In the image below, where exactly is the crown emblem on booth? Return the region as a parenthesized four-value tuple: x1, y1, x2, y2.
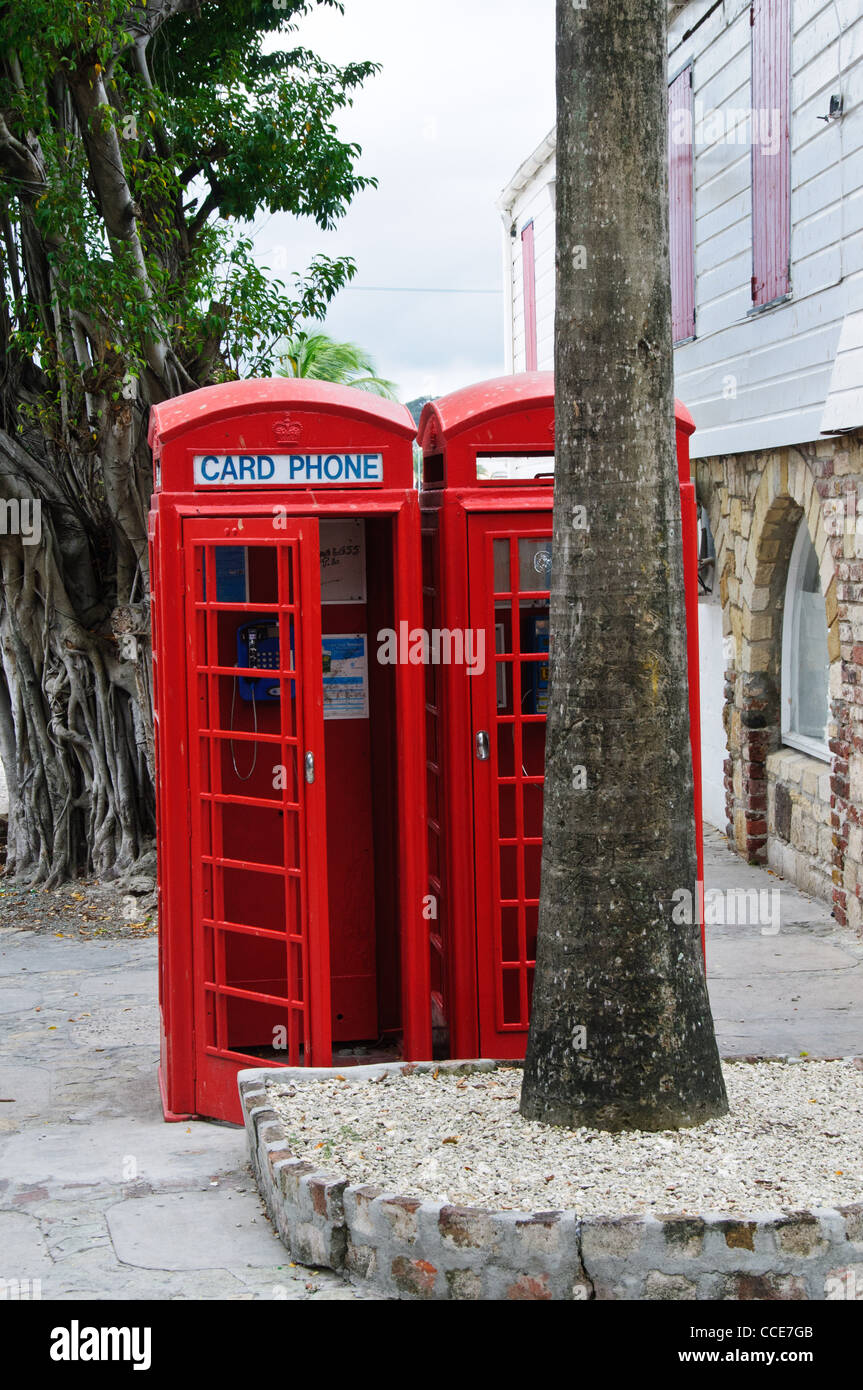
(273, 414, 303, 443)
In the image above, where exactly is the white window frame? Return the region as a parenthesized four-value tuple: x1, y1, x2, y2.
(781, 520, 830, 762)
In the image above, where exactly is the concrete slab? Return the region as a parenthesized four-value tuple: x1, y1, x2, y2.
(0, 1116, 248, 1187)
(0, 988, 44, 1014)
(0, 1210, 55, 1280)
(0, 1064, 52, 1118)
(708, 933, 860, 976)
(0, 924, 378, 1298)
(703, 827, 863, 1057)
(106, 1189, 290, 1271)
(0, 932, 152, 973)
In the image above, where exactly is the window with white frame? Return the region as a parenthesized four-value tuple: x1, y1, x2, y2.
(781, 520, 830, 760)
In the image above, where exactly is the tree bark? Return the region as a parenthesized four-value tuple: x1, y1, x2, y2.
(520, 0, 728, 1131)
(0, 419, 155, 884)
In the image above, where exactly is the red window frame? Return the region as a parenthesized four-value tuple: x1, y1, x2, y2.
(750, 0, 791, 308)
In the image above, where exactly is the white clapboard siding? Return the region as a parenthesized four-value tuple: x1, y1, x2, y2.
(498, 0, 863, 452)
(499, 146, 556, 372)
(822, 301, 863, 430)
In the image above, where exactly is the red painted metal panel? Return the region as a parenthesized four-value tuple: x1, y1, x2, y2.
(148, 378, 416, 494)
(469, 515, 552, 1058)
(393, 491, 433, 1062)
(417, 372, 555, 489)
(149, 378, 415, 450)
(421, 515, 448, 1037)
(521, 222, 538, 372)
(668, 65, 696, 343)
(322, 599, 377, 1042)
(424, 497, 481, 1059)
(151, 502, 196, 1118)
(751, 0, 791, 306)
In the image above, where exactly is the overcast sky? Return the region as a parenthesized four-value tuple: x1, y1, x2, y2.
(252, 0, 555, 402)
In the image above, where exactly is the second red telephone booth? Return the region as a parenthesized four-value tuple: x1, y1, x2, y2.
(418, 372, 704, 1061)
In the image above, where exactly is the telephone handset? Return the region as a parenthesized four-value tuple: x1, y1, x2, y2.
(237, 621, 282, 702)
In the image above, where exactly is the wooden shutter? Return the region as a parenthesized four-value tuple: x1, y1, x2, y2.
(668, 64, 696, 343)
(521, 221, 538, 371)
(751, 0, 791, 306)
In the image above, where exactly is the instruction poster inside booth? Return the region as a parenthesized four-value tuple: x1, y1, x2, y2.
(322, 634, 369, 719)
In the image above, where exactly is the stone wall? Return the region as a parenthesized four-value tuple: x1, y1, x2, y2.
(241, 1062, 863, 1302)
(766, 749, 833, 901)
(695, 430, 863, 933)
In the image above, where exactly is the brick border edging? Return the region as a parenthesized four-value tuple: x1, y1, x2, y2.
(238, 1060, 863, 1301)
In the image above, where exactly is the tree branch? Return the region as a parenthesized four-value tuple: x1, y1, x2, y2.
(66, 65, 174, 389)
(0, 112, 47, 192)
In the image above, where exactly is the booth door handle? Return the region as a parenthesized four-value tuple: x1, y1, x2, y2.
(475, 731, 490, 761)
(304, 751, 315, 784)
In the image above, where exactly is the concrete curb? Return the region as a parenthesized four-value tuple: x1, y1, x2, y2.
(239, 1060, 863, 1301)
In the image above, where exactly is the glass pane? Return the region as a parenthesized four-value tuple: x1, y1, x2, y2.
(493, 539, 511, 593)
(219, 803, 285, 867)
(247, 547, 278, 603)
(498, 782, 516, 839)
(222, 867, 286, 932)
(789, 525, 829, 744)
(225, 932, 287, 996)
(499, 843, 518, 901)
(497, 723, 515, 777)
(518, 538, 552, 591)
(501, 969, 522, 1025)
(520, 653, 549, 716)
(477, 455, 555, 481)
(524, 842, 542, 901)
(523, 780, 544, 837)
(522, 723, 546, 778)
(225, 996, 297, 1058)
(525, 904, 538, 963)
(501, 907, 520, 963)
(796, 592, 829, 740)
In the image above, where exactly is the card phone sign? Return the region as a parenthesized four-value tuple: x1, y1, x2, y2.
(237, 622, 282, 702)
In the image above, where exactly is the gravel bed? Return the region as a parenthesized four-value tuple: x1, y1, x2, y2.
(267, 1060, 863, 1216)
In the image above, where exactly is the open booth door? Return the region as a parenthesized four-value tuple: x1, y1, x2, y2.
(182, 515, 331, 1121)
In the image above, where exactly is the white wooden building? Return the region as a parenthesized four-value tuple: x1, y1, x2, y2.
(500, 0, 863, 448)
(498, 0, 863, 908)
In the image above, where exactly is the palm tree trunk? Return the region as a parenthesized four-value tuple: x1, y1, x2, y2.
(520, 0, 728, 1131)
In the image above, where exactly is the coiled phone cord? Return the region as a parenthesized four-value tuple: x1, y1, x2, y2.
(230, 675, 258, 781)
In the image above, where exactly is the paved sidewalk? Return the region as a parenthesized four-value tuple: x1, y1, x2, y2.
(0, 835, 860, 1301)
(705, 826, 863, 1057)
(0, 930, 377, 1301)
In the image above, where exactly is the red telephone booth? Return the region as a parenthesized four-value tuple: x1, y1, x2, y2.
(418, 372, 704, 1061)
(148, 380, 430, 1124)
